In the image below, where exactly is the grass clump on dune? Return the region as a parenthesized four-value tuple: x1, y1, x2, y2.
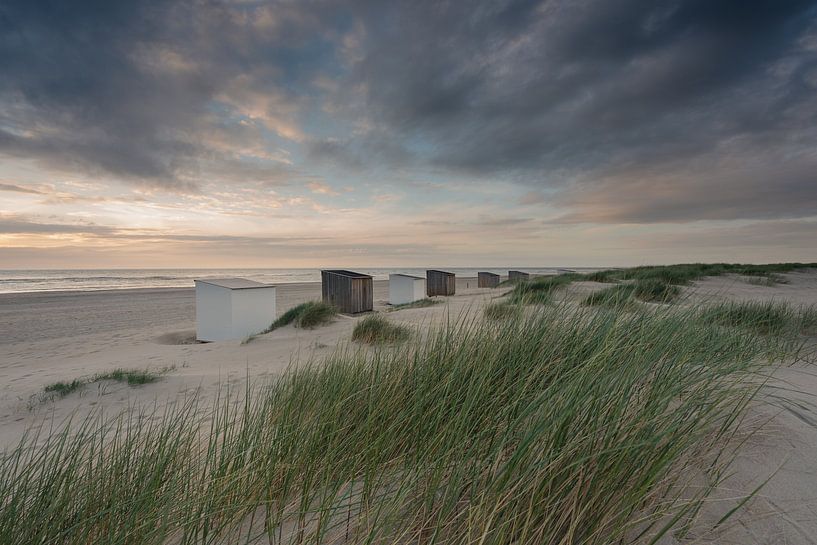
(39, 368, 167, 405)
(582, 284, 637, 308)
(744, 274, 789, 287)
(268, 301, 338, 332)
(243, 301, 338, 343)
(1, 302, 801, 544)
(619, 264, 713, 285)
(277, 300, 337, 329)
(484, 301, 521, 320)
(94, 368, 163, 385)
(585, 269, 621, 283)
(351, 314, 412, 344)
(388, 298, 439, 311)
(700, 301, 817, 337)
(297, 301, 339, 328)
(633, 278, 682, 303)
(585, 262, 816, 286)
(42, 379, 85, 398)
(508, 273, 580, 304)
(584, 279, 681, 307)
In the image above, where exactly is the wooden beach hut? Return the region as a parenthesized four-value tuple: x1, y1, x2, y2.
(508, 270, 530, 282)
(389, 273, 425, 306)
(321, 269, 373, 313)
(478, 272, 500, 288)
(194, 278, 276, 342)
(426, 270, 456, 297)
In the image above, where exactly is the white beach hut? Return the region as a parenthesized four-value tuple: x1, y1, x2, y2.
(389, 273, 425, 306)
(194, 278, 276, 341)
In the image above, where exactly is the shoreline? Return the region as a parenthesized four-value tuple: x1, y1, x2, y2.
(0, 277, 484, 346)
(0, 276, 484, 298)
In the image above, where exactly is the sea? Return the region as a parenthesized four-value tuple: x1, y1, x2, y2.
(0, 268, 595, 294)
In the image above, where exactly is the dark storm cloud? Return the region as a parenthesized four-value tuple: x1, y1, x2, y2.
(341, 0, 817, 222)
(0, 0, 208, 186)
(1, 0, 816, 221)
(0, 0, 346, 189)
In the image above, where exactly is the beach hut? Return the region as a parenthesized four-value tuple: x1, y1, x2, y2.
(426, 270, 456, 296)
(194, 278, 276, 342)
(389, 274, 425, 306)
(509, 270, 530, 282)
(478, 272, 500, 288)
(321, 270, 373, 313)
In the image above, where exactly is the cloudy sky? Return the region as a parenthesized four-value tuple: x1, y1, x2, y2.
(1, 0, 816, 268)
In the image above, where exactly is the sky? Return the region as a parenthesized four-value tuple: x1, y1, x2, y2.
(1, 0, 816, 269)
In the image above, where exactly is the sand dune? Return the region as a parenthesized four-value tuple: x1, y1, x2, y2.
(1, 271, 816, 543)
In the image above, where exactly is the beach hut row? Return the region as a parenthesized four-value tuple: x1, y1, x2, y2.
(195, 269, 528, 341)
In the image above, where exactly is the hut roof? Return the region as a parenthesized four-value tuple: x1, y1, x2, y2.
(195, 278, 273, 290)
(322, 269, 372, 278)
(427, 269, 455, 276)
(392, 273, 424, 279)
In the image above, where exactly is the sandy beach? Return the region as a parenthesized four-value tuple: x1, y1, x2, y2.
(1, 270, 817, 543)
(0, 277, 498, 447)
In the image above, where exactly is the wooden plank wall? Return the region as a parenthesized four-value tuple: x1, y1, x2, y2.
(349, 277, 373, 313)
(508, 270, 530, 282)
(478, 272, 500, 288)
(321, 271, 373, 313)
(427, 270, 456, 296)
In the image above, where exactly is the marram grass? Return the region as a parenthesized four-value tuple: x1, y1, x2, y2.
(272, 301, 338, 330)
(351, 315, 412, 344)
(37, 367, 170, 406)
(483, 301, 521, 320)
(387, 298, 440, 311)
(584, 262, 816, 286)
(0, 302, 804, 545)
(699, 300, 817, 337)
(245, 301, 338, 342)
(508, 273, 580, 304)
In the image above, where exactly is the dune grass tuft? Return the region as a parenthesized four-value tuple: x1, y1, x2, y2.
(508, 273, 580, 304)
(297, 301, 339, 328)
(352, 314, 412, 344)
(246, 301, 339, 343)
(582, 284, 637, 308)
(744, 274, 789, 287)
(700, 301, 817, 337)
(43, 379, 85, 398)
(484, 301, 521, 320)
(633, 278, 682, 303)
(275, 301, 338, 329)
(2, 301, 808, 544)
(585, 269, 621, 283)
(94, 369, 163, 385)
(39, 368, 168, 403)
(584, 278, 681, 307)
(388, 298, 439, 311)
(583, 262, 815, 286)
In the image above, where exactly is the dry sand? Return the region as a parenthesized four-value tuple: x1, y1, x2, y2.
(0, 277, 499, 448)
(1, 271, 816, 543)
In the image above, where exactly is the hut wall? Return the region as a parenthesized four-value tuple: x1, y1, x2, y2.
(195, 281, 232, 341)
(426, 270, 456, 296)
(508, 270, 530, 281)
(321, 270, 373, 313)
(230, 288, 277, 339)
(195, 281, 276, 341)
(389, 274, 425, 305)
(478, 272, 500, 288)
